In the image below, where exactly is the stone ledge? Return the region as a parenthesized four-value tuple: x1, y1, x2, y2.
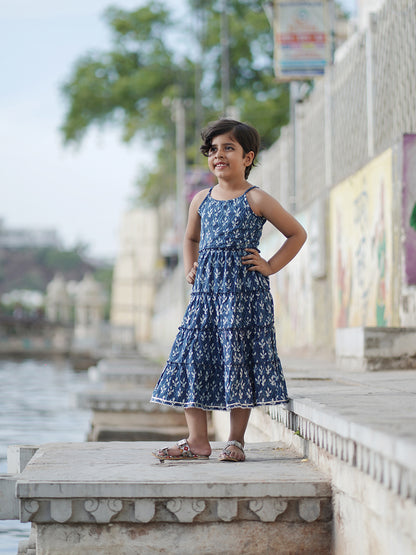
(9, 442, 331, 526)
(267, 397, 416, 502)
(336, 327, 416, 371)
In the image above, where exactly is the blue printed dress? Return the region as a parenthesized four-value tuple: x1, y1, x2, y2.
(151, 186, 288, 410)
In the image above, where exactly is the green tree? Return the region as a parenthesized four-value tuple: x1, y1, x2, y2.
(199, 0, 289, 148)
(61, 2, 189, 145)
(61, 1, 290, 204)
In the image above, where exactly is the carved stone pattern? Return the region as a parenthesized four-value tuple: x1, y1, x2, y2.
(249, 499, 288, 522)
(298, 499, 321, 522)
(84, 499, 123, 523)
(134, 499, 155, 523)
(21, 500, 40, 522)
(166, 499, 205, 523)
(217, 498, 238, 522)
(50, 499, 73, 523)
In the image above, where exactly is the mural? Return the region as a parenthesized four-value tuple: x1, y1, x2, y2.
(262, 212, 313, 352)
(330, 149, 393, 328)
(402, 135, 416, 285)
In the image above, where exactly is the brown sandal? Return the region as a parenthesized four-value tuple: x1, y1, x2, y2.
(218, 440, 245, 462)
(153, 439, 210, 463)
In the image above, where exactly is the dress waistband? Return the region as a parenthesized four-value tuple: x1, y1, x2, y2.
(199, 246, 259, 253)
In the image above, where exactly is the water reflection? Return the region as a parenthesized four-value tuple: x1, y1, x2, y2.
(0, 359, 90, 554)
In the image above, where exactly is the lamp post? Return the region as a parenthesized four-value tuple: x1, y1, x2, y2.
(172, 98, 187, 308)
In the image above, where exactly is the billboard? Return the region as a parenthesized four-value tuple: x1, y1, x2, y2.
(274, 1, 331, 81)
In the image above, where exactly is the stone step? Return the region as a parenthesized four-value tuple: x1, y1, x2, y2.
(90, 425, 192, 442)
(90, 357, 162, 387)
(10, 441, 332, 554)
(96, 357, 159, 372)
(77, 388, 180, 413)
(89, 365, 161, 389)
(336, 326, 416, 371)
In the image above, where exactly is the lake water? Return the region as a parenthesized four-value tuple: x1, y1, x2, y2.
(0, 359, 90, 555)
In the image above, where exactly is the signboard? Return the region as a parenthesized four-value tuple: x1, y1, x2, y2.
(274, 1, 331, 81)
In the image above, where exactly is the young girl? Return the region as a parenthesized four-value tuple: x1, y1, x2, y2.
(151, 119, 307, 462)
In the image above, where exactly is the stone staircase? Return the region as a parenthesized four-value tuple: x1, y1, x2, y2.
(77, 355, 195, 442)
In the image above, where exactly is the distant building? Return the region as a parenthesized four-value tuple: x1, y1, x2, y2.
(110, 207, 159, 346)
(0, 218, 62, 249)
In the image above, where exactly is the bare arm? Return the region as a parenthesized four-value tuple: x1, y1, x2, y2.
(242, 189, 307, 276)
(183, 190, 208, 284)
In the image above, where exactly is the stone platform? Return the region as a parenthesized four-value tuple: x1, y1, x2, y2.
(6, 441, 332, 554)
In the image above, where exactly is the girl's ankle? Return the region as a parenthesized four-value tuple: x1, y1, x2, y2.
(187, 437, 211, 454)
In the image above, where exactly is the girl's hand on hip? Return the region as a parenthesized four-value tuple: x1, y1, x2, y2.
(242, 249, 272, 276)
(186, 262, 198, 284)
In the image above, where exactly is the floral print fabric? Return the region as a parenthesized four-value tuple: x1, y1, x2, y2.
(151, 187, 289, 410)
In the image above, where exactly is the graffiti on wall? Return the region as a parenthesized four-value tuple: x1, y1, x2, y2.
(402, 134, 416, 285)
(330, 149, 393, 328)
(262, 212, 313, 351)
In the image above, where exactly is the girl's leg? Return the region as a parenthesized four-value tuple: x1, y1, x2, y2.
(225, 408, 251, 461)
(161, 407, 211, 457)
(186, 407, 211, 455)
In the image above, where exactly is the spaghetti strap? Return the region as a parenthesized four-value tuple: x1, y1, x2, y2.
(244, 185, 258, 194)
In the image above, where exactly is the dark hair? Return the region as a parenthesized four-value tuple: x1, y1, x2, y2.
(200, 119, 260, 178)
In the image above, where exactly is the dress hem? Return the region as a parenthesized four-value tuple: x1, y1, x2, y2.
(150, 396, 289, 412)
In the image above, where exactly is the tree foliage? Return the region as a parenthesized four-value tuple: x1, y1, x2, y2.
(61, 0, 290, 205)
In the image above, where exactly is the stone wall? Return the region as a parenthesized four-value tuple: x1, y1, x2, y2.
(259, 133, 416, 355)
(234, 402, 416, 555)
(252, 0, 416, 354)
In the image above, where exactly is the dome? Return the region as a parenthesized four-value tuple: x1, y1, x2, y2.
(75, 273, 105, 306)
(46, 273, 70, 302)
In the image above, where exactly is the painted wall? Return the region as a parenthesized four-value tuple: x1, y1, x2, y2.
(329, 149, 394, 328)
(262, 207, 332, 355)
(402, 135, 416, 286)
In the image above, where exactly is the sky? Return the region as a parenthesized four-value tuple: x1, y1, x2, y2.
(1, 0, 357, 260)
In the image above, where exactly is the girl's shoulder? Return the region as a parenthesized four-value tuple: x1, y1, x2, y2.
(188, 187, 211, 215)
(246, 186, 278, 217)
(246, 186, 271, 200)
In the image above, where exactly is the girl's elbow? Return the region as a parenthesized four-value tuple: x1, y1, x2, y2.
(300, 227, 307, 245)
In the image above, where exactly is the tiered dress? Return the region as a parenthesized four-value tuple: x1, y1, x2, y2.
(150, 186, 288, 411)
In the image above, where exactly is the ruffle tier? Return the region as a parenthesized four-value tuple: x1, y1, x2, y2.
(151, 285, 289, 410)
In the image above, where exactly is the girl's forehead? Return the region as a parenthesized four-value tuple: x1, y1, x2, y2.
(211, 132, 237, 144)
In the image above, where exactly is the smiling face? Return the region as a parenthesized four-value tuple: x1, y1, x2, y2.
(207, 133, 254, 182)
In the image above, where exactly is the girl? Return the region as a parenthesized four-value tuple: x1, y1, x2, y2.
(151, 119, 307, 462)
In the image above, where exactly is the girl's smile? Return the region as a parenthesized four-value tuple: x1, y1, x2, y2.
(207, 133, 253, 181)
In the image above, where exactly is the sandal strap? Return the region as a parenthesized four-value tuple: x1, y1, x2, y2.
(176, 438, 194, 457)
(156, 439, 191, 459)
(224, 440, 244, 453)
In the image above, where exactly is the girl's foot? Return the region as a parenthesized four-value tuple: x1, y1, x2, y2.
(153, 438, 211, 461)
(219, 440, 245, 462)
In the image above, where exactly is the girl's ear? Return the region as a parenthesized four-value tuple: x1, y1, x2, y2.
(244, 151, 255, 166)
